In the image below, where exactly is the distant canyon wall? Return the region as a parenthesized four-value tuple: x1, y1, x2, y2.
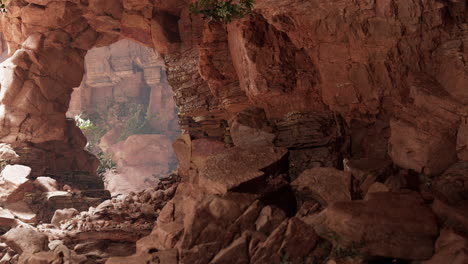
(68, 39, 179, 194)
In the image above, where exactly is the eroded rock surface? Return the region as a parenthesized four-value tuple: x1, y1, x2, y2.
(0, 0, 466, 263)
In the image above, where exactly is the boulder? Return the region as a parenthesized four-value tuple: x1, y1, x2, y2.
(33, 176, 59, 192)
(255, 205, 286, 235)
(289, 147, 341, 180)
(0, 144, 19, 160)
(0, 165, 33, 203)
(344, 157, 392, 196)
(423, 228, 468, 264)
(18, 251, 61, 264)
(291, 167, 351, 206)
(112, 134, 175, 168)
(198, 147, 288, 194)
(5, 201, 37, 224)
(364, 182, 389, 199)
(432, 161, 468, 205)
(251, 217, 318, 264)
(51, 208, 79, 227)
(137, 183, 261, 263)
(211, 234, 250, 264)
(229, 107, 276, 148)
(190, 138, 226, 171)
(107, 134, 177, 194)
(2, 227, 48, 254)
(304, 192, 438, 260)
(389, 119, 457, 175)
(0, 208, 16, 228)
(432, 199, 468, 234)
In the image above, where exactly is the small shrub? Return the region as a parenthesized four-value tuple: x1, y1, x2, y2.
(74, 114, 107, 153)
(118, 104, 159, 141)
(0, 0, 6, 13)
(96, 152, 117, 176)
(189, 0, 254, 23)
(74, 115, 94, 131)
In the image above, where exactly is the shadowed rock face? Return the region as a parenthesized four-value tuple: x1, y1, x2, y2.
(0, 0, 467, 263)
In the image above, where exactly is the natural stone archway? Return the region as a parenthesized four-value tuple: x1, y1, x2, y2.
(0, 0, 465, 181)
(0, 0, 190, 177)
(68, 38, 180, 195)
(0, 33, 94, 176)
(0, 0, 463, 262)
(0, 0, 467, 262)
(0, 0, 336, 180)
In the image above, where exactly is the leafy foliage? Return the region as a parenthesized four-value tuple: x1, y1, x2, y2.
(0, 0, 6, 13)
(74, 99, 163, 178)
(74, 115, 94, 130)
(117, 103, 160, 141)
(189, 0, 254, 23)
(96, 151, 117, 176)
(75, 115, 117, 178)
(74, 115, 106, 153)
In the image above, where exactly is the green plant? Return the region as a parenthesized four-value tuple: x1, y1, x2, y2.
(74, 114, 107, 153)
(118, 104, 160, 141)
(74, 115, 94, 130)
(96, 151, 117, 176)
(0, 0, 6, 13)
(189, 0, 254, 23)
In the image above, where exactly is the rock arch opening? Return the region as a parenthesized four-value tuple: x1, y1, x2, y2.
(67, 39, 180, 195)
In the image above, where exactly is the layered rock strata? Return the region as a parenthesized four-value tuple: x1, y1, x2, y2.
(0, 0, 466, 264)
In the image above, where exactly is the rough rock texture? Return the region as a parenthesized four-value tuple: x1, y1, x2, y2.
(292, 167, 351, 206)
(198, 146, 288, 194)
(106, 134, 176, 194)
(423, 228, 468, 264)
(0, 165, 32, 204)
(68, 38, 179, 138)
(2, 227, 48, 254)
(305, 192, 439, 260)
(0, 174, 179, 263)
(67, 39, 180, 194)
(0, 0, 467, 263)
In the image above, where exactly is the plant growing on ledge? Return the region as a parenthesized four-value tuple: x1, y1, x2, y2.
(189, 0, 254, 23)
(0, 0, 6, 13)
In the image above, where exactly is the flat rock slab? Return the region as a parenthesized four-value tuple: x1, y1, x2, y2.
(5, 201, 37, 224)
(0, 207, 16, 227)
(305, 192, 438, 260)
(0, 165, 33, 203)
(2, 227, 48, 254)
(33, 177, 59, 192)
(199, 147, 288, 194)
(292, 167, 351, 206)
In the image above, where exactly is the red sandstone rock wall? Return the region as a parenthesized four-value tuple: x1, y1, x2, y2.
(0, 0, 467, 263)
